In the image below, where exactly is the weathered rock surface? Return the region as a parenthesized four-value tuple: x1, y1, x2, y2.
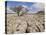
(6, 13, 45, 34)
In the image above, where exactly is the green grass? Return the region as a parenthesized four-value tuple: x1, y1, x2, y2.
(35, 12, 44, 17)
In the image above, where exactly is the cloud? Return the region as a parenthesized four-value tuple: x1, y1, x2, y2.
(22, 5, 28, 8)
(7, 3, 44, 14)
(31, 3, 44, 8)
(7, 8, 15, 14)
(28, 3, 44, 13)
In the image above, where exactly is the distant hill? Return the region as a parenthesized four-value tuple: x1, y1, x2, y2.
(6, 7, 16, 14)
(36, 11, 44, 15)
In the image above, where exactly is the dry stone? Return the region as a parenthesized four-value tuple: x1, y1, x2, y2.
(6, 14, 45, 34)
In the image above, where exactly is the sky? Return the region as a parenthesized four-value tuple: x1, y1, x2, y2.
(6, 1, 33, 7)
(6, 1, 44, 13)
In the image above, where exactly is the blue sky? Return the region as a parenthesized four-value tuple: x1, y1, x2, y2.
(6, 1, 33, 7)
(6, 1, 44, 13)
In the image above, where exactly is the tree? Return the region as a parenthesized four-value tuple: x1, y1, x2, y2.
(14, 5, 23, 16)
(10, 5, 29, 16)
